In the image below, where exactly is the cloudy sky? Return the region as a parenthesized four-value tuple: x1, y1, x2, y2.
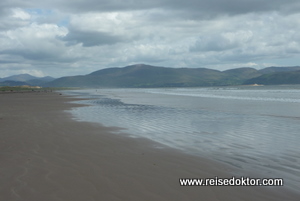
(0, 0, 300, 77)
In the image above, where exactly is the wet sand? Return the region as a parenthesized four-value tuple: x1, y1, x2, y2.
(0, 92, 299, 201)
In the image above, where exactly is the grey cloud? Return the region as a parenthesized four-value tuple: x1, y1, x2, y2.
(58, 0, 300, 16)
(165, 0, 300, 16)
(190, 36, 237, 52)
(0, 9, 30, 31)
(58, 0, 158, 12)
(190, 31, 253, 52)
(0, 48, 78, 63)
(1, 49, 59, 61)
(0, 0, 300, 77)
(0, 59, 18, 64)
(0, 21, 22, 31)
(3, 1, 300, 18)
(60, 29, 124, 47)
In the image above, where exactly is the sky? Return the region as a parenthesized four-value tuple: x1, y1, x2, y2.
(0, 0, 300, 77)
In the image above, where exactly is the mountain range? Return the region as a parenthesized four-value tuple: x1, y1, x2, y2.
(1, 64, 300, 88)
(44, 64, 300, 87)
(0, 74, 55, 87)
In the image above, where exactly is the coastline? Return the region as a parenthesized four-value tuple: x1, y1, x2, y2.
(0, 92, 298, 200)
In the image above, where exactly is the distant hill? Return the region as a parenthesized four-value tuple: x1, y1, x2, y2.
(259, 66, 300, 74)
(45, 64, 264, 87)
(3, 65, 300, 88)
(0, 80, 29, 87)
(26, 76, 55, 86)
(0, 74, 37, 82)
(86, 64, 226, 87)
(244, 70, 300, 85)
(222, 67, 262, 85)
(0, 74, 55, 87)
(45, 64, 300, 87)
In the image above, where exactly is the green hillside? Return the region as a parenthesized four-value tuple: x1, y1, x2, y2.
(45, 64, 246, 87)
(244, 70, 300, 85)
(44, 64, 300, 88)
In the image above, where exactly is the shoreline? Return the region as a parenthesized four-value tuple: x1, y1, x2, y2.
(0, 91, 299, 200)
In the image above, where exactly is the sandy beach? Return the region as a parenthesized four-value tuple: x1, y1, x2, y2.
(0, 92, 299, 201)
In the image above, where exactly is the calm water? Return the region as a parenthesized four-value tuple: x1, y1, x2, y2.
(64, 86, 300, 192)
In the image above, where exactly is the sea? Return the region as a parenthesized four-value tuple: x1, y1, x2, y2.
(63, 85, 300, 192)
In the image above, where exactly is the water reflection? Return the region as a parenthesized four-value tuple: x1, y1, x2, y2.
(65, 87, 300, 191)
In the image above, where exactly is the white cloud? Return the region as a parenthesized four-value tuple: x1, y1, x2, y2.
(0, 8, 31, 30)
(0, 1, 300, 77)
(1, 23, 70, 60)
(12, 8, 31, 20)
